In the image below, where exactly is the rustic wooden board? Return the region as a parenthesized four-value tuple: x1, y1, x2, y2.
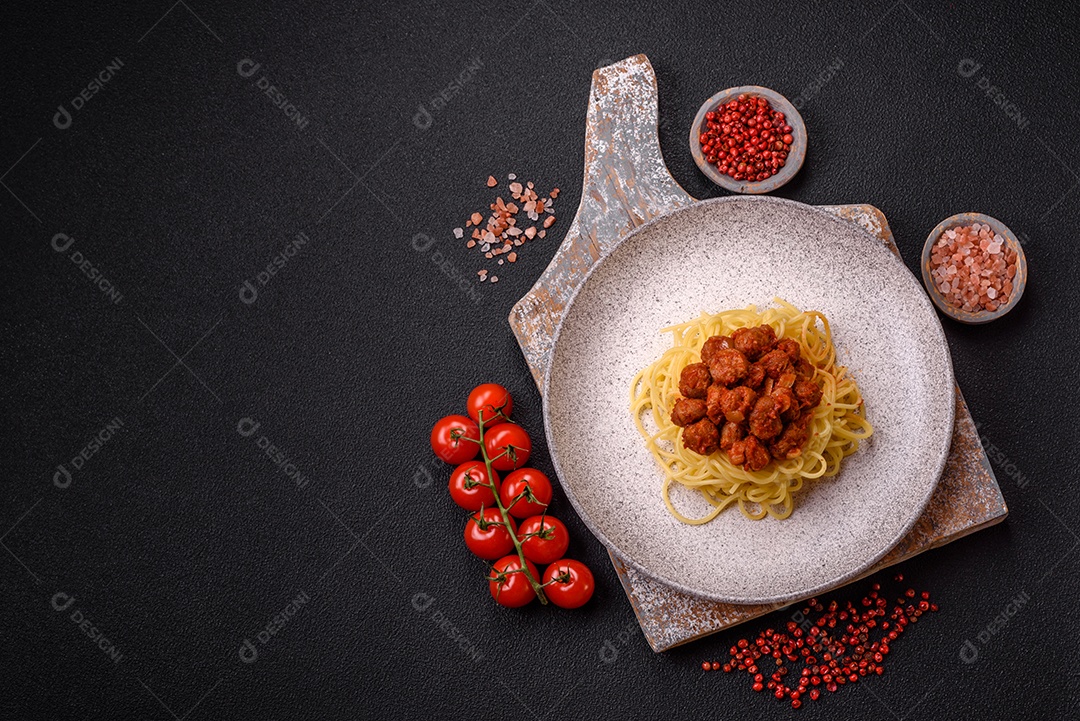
(508, 54, 1008, 652)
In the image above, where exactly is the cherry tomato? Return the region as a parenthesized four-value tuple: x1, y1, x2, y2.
(542, 559, 595, 609)
(517, 515, 570, 565)
(467, 383, 513, 426)
(484, 424, 531, 471)
(464, 508, 516, 560)
(430, 415, 479, 464)
(499, 468, 552, 517)
(448, 461, 499, 511)
(488, 554, 539, 608)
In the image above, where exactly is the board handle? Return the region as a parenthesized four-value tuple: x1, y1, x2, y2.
(508, 54, 694, 389)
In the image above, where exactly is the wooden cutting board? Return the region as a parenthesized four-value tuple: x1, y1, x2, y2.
(507, 54, 1007, 652)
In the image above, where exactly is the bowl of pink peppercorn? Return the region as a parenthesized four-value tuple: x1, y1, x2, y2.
(689, 86, 807, 194)
(921, 213, 1027, 324)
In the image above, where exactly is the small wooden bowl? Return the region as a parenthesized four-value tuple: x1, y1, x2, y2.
(921, 213, 1027, 324)
(689, 86, 807, 194)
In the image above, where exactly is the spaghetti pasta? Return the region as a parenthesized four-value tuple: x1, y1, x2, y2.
(630, 299, 873, 523)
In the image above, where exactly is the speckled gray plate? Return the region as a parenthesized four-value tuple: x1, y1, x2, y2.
(543, 196, 955, 604)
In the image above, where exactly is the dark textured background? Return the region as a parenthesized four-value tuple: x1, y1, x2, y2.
(3, 1, 1079, 718)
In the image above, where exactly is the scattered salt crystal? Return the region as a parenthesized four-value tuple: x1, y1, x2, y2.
(453, 227, 463, 239)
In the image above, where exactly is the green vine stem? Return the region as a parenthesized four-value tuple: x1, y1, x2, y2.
(473, 410, 549, 605)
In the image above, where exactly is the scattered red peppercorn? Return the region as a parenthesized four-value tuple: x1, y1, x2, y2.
(697, 93, 794, 182)
(700, 577, 937, 706)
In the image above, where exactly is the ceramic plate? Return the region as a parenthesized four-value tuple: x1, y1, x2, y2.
(543, 196, 955, 604)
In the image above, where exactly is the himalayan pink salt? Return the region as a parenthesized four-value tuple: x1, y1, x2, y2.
(928, 223, 1017, 314)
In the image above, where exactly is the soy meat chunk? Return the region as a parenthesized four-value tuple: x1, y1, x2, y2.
(682, 418, 720, 455)
(727, 439, 746, 466)
(793, 357, 815, 380)
(732, 325, 777, 360)
(775, 338, 802, 362)
(679, 362, 712, 399)
(706, 385, 726, 425)
(794, 379, 823, 409)
(748, 395, 783, 440)
(720, 386, 758, 424)
(719, 421, 744, 451)
(771, 386, 800, 422)
(708, 349, 749, 386)
(769, 410, 814, 460)
(671, 398, 707, 427)
(758, 349, 793, 379)
(700, 335, 733, 366)
(744, 362, 766, 389)
(742, 434, 772, 472)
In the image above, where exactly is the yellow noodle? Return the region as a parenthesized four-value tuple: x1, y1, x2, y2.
(630, 299, 873, 523)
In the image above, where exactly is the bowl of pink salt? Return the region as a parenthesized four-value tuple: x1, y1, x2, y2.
(921, 212, 1027, 324)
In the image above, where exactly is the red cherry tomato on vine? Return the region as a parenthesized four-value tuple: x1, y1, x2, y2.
(517, 515, 570, 565)
(542, 559, 595, 609)
(448, 461, 499, 511)
(430, 415, 479, 464)
(484, 424, 531, 471)
(464, 508, 516, 560)
(488, 554, 539, 608)
(499, 468, 552, 517)
(467, 383, 513, 426)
